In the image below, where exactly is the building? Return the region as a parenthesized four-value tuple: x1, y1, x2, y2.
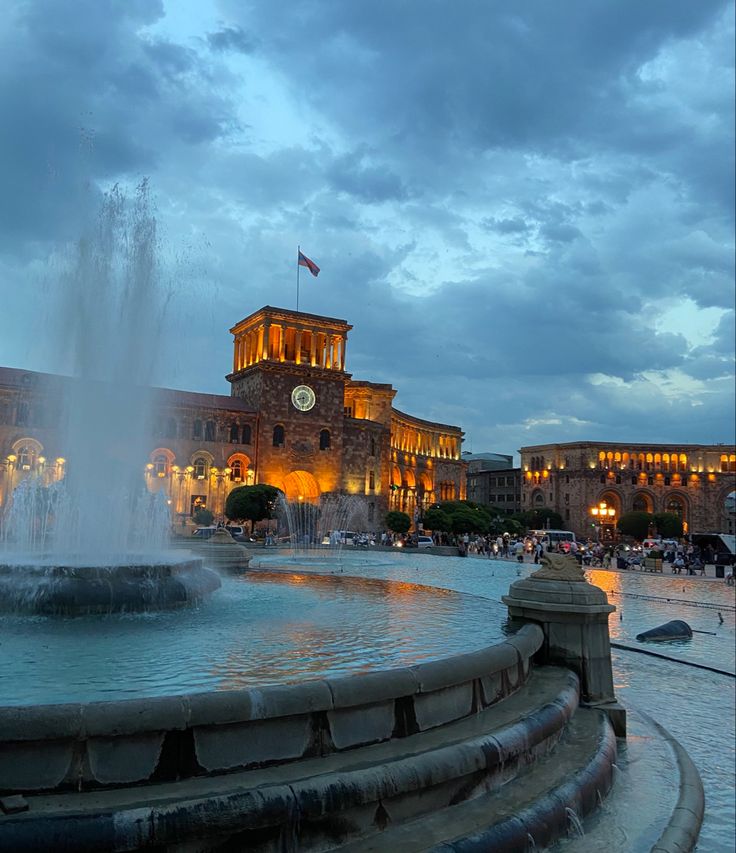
(463, 452, 522, 514)
(519, 441, 736, 538)
(0, 306, 466, 529)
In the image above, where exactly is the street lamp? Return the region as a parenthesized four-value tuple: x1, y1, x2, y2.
(590, 501, 617, 543)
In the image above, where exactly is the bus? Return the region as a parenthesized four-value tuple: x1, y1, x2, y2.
(529, 529, 577, 551)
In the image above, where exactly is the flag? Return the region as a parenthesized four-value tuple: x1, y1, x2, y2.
(298, 251, 320, 277)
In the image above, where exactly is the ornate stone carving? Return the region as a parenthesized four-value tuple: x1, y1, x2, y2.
(289, 439, 315, 461)
(530, 551, 587, 582)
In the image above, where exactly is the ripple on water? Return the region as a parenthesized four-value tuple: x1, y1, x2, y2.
(0, 570, 505, 706)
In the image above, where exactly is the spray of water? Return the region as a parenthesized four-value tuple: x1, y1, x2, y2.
(1, 181, 170, 563)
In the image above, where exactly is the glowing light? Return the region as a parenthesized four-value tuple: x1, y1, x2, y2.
(7, 454, 16, 463)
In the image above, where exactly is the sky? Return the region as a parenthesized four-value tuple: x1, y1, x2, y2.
(0, 0, 734, 462)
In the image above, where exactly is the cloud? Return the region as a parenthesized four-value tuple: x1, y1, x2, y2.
(0, 0, 732, 462)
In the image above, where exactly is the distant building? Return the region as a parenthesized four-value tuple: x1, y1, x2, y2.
(519, 441, 736, 538)
(464, 452, 521, 514)
(0, 306, 466, 529)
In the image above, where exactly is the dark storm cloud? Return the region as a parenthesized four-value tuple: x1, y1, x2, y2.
(1, 0, 732, 456)
(0, 0, 235, 249)
(206, 26, 256, 54)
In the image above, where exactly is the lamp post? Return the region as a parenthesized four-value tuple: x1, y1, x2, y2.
(590, 501, 617, 543)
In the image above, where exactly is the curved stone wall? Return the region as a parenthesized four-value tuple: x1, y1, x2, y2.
(0, 624, 543, 793)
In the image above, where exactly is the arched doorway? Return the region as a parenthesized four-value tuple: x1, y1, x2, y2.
(632, 492, 653, 514)
(282, 470, 320, 503)
(664, 493, 688, 533)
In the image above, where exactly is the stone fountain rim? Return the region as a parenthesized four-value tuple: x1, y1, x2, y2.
(0, 623, 544, 741)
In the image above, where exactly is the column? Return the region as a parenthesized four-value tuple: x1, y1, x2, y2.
(310, 332, 317, 366)
(340, 336, 346, 371)
(261, 323, 270, 360)
(295, 330, 302, 365)
(278, 325, 285, 361)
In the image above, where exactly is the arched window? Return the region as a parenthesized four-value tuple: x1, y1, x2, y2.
(666, 496, 685, 518)
(633, 495, 650, 513)
(204, 420, 216, 442)
(18, 444, 35, 470)
(242, 424, 252, 445)
(534, 492, 544, 505)
(193, 457, 207, 479)
(229, 423, 239, 443)
(319, 429, 331, 450)
(192, 419, 202, 440)
(273, 424, 285, 447)
(230, 460, 243, 481)
(154, 454, 168, 477)
(165, 417, 177, 439)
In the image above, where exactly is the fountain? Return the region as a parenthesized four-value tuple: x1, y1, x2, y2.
(0, 186, 709, 851)
(0, 182, 219, 613)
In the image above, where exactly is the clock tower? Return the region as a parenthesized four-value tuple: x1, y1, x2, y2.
(226, 306, 353, 501)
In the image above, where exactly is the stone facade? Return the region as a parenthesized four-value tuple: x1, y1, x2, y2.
(520, 441, 736, 537)
(0, 306, 465, 529)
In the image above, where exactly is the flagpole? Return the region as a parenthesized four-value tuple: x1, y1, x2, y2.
(296, 245, 301, 312)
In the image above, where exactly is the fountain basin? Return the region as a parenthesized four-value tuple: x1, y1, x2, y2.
(0, 557, 220, 614)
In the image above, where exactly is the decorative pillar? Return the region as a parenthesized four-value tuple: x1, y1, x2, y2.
(502, 553, 626, 736)
(310, 332, 317, 367)
(278, 326, 286, 361)
(295, 330, 302, 365)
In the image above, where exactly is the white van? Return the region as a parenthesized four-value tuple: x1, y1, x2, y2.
(530, 530, 576, 550)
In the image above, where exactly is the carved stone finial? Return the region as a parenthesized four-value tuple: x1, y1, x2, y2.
(530, 551, 587, 582)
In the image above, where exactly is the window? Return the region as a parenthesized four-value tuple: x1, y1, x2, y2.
(193, 458, 207, 479)
(631, 476, 637, 485)
(497, 494, 505, 502)
(230, 460, 243, 482)
(154, 454, 167, 477)
(370, 436, 376, 456)
(18, 444, 35, 470)
(489, 494, 496, 502)
(273, 424, 285, 447)
(204, 420, 216, 442)
(242, 424, 252, 445)
(368, 502, 375, 522)
(192, 419, 202, 440)
(230, 423, 239, 443)
(15, 402, 29, 426)
(600, 475, 606, 483)
(369, 470, 375, 490)
(344, 405, 353, 417)
(319, 429, 331, 450)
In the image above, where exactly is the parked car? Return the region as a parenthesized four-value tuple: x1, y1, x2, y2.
(192, 526, 217, 539)
(225, 525, 251, 542)
(416, 535, 433, 548)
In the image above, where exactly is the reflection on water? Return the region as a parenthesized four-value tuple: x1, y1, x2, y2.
(0, 570, 504, 706)
(254, 552, 734, 852)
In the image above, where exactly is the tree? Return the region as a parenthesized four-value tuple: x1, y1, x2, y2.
(225, 484, 281, 530)
(450, 506, 489, 535)
(653, 512, 683, 539)
(385, 510, 411, 534)
(192, 508, 214, 527)
(617, 511, 652, 541)
(515, 508, 565, 531)
(422, 506, 452, 533)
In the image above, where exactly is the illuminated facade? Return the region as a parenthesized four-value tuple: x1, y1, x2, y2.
(0, 306, 465, 528)
(520, 441, 736, 537)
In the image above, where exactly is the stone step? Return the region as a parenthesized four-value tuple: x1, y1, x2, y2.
(337, 707, 617, 852)
(0, 668, 580, 852)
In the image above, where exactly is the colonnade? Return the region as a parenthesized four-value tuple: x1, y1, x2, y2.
(233, 323, 347, 373)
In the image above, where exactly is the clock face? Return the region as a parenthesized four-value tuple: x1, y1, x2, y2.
(291, 384, 316, 412)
